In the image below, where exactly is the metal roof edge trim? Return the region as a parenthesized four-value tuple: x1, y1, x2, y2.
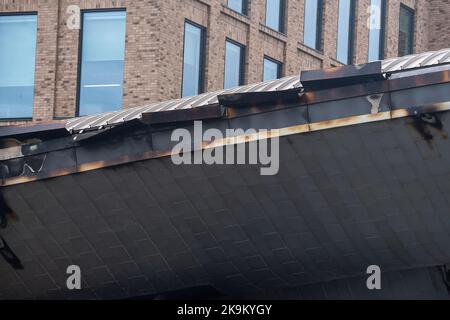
(3, 100, 450, 187)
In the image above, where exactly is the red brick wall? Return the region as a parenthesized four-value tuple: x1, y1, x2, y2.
(427, 0, 450, 51)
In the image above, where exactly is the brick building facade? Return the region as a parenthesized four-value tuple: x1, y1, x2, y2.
(0, 0, 449, 126)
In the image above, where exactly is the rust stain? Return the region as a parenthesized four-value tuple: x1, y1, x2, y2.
(391, 109, 411, 119)
(78, 160, 109, 173)
(392, 102, 450, 119)
(309, 112, 391, 131)
(444, 71, 450, 82)
(303, 92, 316, 104)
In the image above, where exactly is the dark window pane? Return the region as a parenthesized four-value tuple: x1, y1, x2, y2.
(304, 0, 322, 50)
(398, 5, 414, 57)
(266, 0, 283, 32)
(0, 15, 37, 119)
(224, 41, 244, 89)
(79, 11, 127, 116)
(228, 0, 246, 15)
(263, 58, 281, 81)
(368, 0, 385, 61)
(336, 0, 354, 64)
(182, 22, 205, 97)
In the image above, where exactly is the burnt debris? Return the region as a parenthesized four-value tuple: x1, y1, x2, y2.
(412, 112, 445, 141)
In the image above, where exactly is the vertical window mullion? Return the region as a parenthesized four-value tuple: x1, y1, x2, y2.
(277, 60, 282, 79)
(316, 0, 323, 51)
(408, 7, 415, 54)
(240, 43, 246, 86)
(279, 0, 285, 33)
(379, 0, 386, 60)
(348, 0, 355, 64)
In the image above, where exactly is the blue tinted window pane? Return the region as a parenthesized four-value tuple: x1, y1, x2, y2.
(224, 41, 244, 89)
(336, 0, 353, 64)
(266, 0, 282, 32)
(398, 6, 414, 57)
(0, 15, 37, 119)
(304, 0, 320, 49)
(228, 0, 245, 14)
(263, 58, 281, 81)
(79, 11, 126, 116)
(368, 0, 383, 62)
(182, 22, 204, 97)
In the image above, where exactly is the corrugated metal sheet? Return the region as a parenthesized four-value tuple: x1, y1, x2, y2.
(66, 48, 450, 133)
(66, 76, 301, 132)
(382, 48, 450, 72)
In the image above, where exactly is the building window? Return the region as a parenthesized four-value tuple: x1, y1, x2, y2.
(398, 4, 415, 57)
(227, 0, 248, 15)
(368, 0, 386, 62)
(0, 14, 37, 119)
(224, 40, 245, 89)
(182, 21, 206, 98)
(265, 0, 285, 33)
(336, 0, 356, 64)
(263, 56, 282, 81)
(303, 0, 323, 51)
(78, 10, 127, 116)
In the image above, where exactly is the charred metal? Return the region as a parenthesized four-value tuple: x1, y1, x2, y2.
(0, 51, 449, 187)
(412, 112, 445, 141)
(300, 61, 384, 91)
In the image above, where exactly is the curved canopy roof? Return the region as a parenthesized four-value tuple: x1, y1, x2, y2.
(65, 48, 450, 133)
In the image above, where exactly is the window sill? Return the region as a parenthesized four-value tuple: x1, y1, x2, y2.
(0, 118, 33, 122)
(259, 24, 287, 42)
(221, 5, 250, 23)
(196, 0, 211, 7)
(298, 43, 325, 60)
(329, 57, 346, 67)
(53, 117, 74, 121)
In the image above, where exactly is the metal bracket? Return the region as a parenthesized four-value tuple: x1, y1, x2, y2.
(367, 93, 384, 114)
